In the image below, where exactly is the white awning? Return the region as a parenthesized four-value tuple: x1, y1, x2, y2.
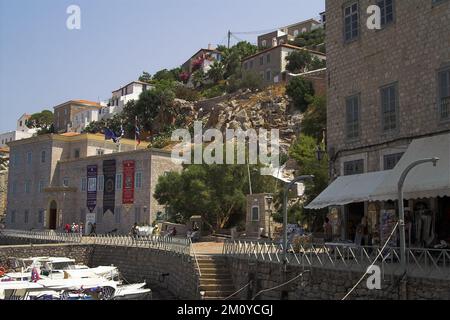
(306, 133, 450, 209)
(370, 133, 450, 201)
(305, 171, 389, 209)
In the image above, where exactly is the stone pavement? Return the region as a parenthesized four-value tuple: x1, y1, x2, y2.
(192, 242, 224, 256)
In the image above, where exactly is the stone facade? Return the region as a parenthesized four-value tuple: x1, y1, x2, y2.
(326, 0, 450, 176)
(228, 257, 450, 300)
(5, 133, 181, 234)
(257, 19, 322, 49)
(53, 100, 102, 133)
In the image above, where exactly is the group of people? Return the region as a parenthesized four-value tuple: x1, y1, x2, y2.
(64, 222, 83, 235)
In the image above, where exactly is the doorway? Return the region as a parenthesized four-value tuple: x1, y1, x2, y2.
(346, 203, 365, 242)
(49, 201, 57, 230)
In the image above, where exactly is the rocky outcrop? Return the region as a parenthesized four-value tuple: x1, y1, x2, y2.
(172, 85, 302, 153)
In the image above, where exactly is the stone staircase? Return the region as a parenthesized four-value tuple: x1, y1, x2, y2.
(195, 255, 237, 300)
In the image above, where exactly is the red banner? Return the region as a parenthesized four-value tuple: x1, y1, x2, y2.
(123, 160, 135, 205)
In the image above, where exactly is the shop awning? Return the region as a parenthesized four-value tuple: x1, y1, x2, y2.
(370, 132, 450, 201)
(305, 171, 389, 209)
(306, 132, 450, 210)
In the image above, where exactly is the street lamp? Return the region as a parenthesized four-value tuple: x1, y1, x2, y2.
(283, 175, 314, 265)
(266, 196, 274, 240)
(398, 157, 439, 276)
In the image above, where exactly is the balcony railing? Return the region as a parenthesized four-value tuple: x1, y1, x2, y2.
(223, 240, 450, 280)
(0, 229, 191, 257)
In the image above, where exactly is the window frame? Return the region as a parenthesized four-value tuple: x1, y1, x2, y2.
(438, 67, 450, 122)
(344, 159, 365, 176)
(251, 206, 260, 222)
(343, 1, 360, 43)
(345, 94, 361, 141)
(377, 0, 395, 28)
(380, 82, 399, 133)
(383, 152, 404, 170)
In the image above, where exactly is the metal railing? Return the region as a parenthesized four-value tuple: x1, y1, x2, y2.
(223, 240, 450, 280)
(0, 229, 191, 256)
(0, 229, 82, 244)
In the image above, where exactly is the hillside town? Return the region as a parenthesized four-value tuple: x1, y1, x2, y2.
(0, 0, 449, 302)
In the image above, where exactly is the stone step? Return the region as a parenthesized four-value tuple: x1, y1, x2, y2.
(199, 267, 230, 273)
(201, 272, 232, 279)
(202, 291, 236, 299)
(200, 278, 233, 285)
(200, 284, 236, 292)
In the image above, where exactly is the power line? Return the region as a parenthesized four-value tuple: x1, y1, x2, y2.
(341, 222, 400, 300)
(252, 271, 310, 300)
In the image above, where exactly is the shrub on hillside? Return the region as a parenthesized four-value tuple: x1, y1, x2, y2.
(285, 77, 315, 112)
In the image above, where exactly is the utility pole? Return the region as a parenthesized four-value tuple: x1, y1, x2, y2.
(227, 30, 231, 49)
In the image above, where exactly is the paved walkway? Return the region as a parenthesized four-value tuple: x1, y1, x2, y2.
(192, 242, 224, 256)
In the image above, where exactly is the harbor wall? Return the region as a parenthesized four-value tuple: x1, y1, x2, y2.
(0, 244, 93, 267)
(227, 257, 450, 300)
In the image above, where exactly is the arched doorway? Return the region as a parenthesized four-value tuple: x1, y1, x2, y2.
(49, 201, 58, 230)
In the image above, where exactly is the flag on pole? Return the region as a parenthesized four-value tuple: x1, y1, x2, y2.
(135, 117, 141, 146)
(104, 128, 120, 143)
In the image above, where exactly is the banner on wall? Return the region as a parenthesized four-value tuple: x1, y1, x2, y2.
(103, 159, 116, 214)
(87, 165, 98, 213)
(123, 160, 135, 205)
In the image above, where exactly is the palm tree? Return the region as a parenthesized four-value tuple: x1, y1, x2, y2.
(192, 70, 206, 88)
(207, 61, 225, 84)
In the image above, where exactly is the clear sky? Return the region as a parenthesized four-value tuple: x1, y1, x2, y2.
(0, 0, 324, 132)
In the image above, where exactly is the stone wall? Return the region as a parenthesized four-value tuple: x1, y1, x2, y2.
(0, 244, 93, 267)
(227, 257, 450, 300)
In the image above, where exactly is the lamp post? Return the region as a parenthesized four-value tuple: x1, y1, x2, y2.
(397, 157, 439, 276)
(266, 196, 274, 240)
(283, 175, 314, 264)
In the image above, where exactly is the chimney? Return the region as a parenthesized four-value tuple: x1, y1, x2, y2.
(208, 43, 215, 50)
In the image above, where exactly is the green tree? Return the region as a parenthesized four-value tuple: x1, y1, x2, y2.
(154, 155, 277, 231)
(289, 135, 329, 229)
(286, 50, 313, 73)
(290, 28, 326, 53)
(192, 70, 206, 88)
(138, 72, 152, 83)
(301, 95, 327, 140)
(285, 77, 315, 112)
(218, 41, 258, 79)
(26, 110, 54, 134)
(133, 87, 175, 133)
(153, 68, 182, 82)
(207, 61, 225, 83)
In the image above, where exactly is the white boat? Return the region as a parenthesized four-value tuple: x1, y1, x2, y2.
(0, 256, 151, 300)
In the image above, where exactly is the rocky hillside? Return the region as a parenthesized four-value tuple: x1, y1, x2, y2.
(171, 85, 302, 153)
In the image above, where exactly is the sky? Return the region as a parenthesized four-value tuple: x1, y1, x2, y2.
(0, 0, 324, 132)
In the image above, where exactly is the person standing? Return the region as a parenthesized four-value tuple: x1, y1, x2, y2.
(323, 218, 333, 243)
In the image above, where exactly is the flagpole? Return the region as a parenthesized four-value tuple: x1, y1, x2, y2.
(135, 116, 138, 151)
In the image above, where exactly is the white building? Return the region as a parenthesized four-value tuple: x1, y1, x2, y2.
(100, 81, 153, 120)
(0, 114, 37, 148)
(72, 109, 100, 133)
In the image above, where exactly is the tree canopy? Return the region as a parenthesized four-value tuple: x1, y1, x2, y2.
(285, 77, 315, 112)
(26, 110, 54, 135)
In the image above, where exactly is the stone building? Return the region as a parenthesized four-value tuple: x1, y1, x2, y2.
(241, 44, 326, 86)
(308, 0, 450, 244)
(0, 147, 9, 222)
(257, 19, 323, 49)
(5, 133, 181, 234)
(53, 100, 102, 133)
